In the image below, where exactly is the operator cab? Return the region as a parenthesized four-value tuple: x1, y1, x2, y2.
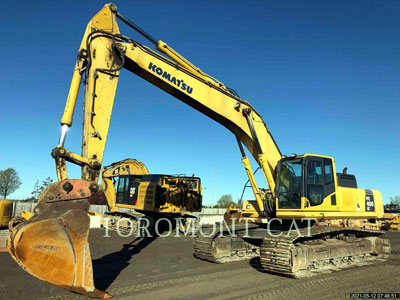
(276, 154, 337, 209)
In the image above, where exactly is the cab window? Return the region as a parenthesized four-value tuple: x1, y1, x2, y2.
(324, 159, 333, 184)
(307, 161, 324, 206)
(277, 159, 302, 209)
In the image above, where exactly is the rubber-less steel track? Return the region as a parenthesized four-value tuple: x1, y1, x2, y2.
(106, 212, 141, 236)
(193, 224, 260, 263)
(260, 226, 391, 278)
(193, 227, 219, 262)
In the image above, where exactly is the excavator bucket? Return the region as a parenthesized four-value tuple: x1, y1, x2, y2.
(7, 180, 111, 298)
(223, 205, 244, 225)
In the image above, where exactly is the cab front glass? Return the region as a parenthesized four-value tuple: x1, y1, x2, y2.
(276, 158, 303, 209)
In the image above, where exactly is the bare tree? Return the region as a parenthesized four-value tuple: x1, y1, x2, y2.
(0, 168, 22, 199)
(31, 177, 54, 200)
(31, 180, 40, 199)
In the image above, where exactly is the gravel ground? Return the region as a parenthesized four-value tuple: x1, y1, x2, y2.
(0, 229, 399, 300)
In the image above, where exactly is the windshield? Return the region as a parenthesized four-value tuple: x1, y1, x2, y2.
(277, 159, 303, 209)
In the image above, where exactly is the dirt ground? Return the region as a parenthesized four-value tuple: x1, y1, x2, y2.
(0, 229, 399, 300)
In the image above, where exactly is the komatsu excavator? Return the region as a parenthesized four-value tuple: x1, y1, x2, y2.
(7, 3, 390, 298)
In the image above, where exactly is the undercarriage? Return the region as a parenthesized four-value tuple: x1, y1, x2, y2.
(193, 221, 391, 278)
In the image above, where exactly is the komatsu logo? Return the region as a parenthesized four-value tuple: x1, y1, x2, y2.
(148, 62, 193, 94)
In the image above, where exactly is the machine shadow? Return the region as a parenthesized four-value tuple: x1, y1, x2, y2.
(92, 235, 157, 290)
(249, 256, 267, 273)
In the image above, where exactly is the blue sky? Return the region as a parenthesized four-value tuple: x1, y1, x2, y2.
(0, 0, 399, 205)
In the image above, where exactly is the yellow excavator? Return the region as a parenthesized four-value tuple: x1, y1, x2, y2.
(97, 158, 201, 233)
(7, 3, 390, 298)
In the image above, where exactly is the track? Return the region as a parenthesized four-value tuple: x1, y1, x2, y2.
(193, 224, 260, 263)
(260, 226, 391, 278)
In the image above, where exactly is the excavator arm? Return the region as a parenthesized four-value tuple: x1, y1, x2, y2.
(8, 3, 281, 298)
(54, 4, 122, 182)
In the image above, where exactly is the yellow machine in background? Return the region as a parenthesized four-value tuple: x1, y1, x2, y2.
(98, 158, 201, 232)
(389, 215, 400, 230)
(382, 205, 400, 231)
(20, 210, 33, 221)
(0, 200, 12, 227)
(7, 3, 391, 298)
(0, 200, 13, 253)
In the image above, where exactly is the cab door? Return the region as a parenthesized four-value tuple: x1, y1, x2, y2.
(115, 176, 130, 205)
(303, 157, 338, 211)
(114, 175, 141, 206)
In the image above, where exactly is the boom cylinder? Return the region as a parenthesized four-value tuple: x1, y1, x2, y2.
(242, 109, 276, 193)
